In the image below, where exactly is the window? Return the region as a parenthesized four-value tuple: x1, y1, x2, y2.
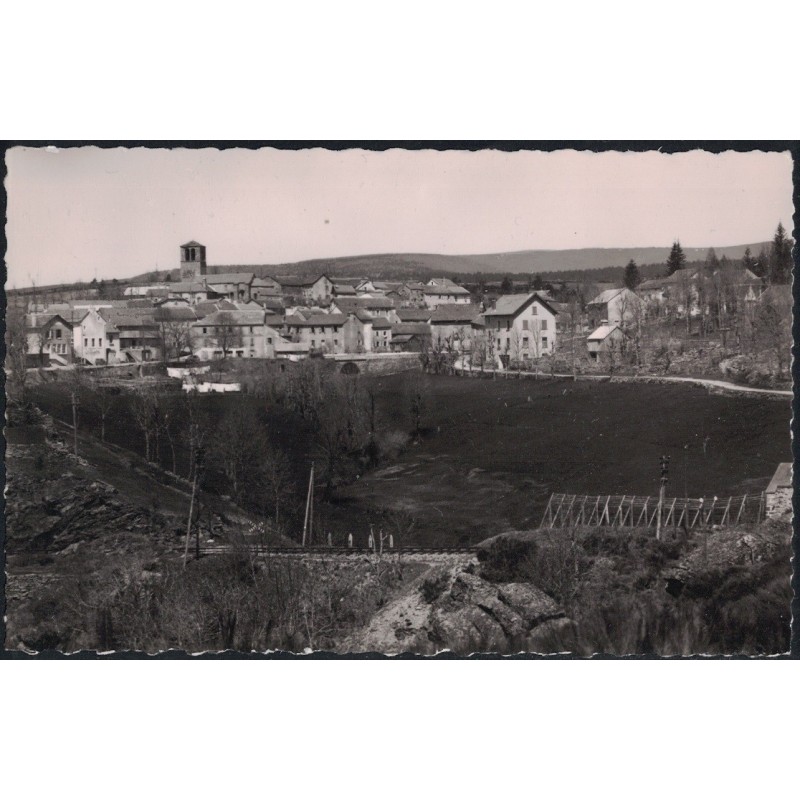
(522, 320, 529, 330)
(91, 338, 95, 347)
(203, 327, 207, 334)
(541, 320, 547, 331)
(99, 338, 103, 347)
(506, 321, 511, 331)
(542, 336, 548, 348)
(532, 306, 538, 315)
(523, 336, 529, 347)
(311, 340, 316, 347)
(334, 339, 339, 346)
(497, 338, 501, 348)
(268, 337, 273, 344)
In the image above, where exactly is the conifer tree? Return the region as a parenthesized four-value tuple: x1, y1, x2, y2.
(623, 259, 641, 289)
(768, 222, 793, 284)
(666, 241, 686, 275)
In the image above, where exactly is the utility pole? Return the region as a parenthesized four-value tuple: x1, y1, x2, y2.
(656, 454, 669, 541)
(184, 445, 204, 568)
(302, 462, 314, 547)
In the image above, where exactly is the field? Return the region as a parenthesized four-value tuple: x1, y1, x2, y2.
(30, 373, 789, 548)
(330, 374, 789, 546)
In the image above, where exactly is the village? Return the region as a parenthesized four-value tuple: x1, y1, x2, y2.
(3, 152, 793, 660)
(12, 237, 791, 390)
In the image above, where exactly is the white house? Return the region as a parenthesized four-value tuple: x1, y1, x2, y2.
(482, 293, 558, 360)
(422, 284, 472, 309)
(586, 287, 644, 329)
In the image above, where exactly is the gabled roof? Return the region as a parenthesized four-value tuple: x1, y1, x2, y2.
(391, 322, 430, 336)
(284, 313, 348, 327)
(153, 306, 198, 322)
(25, 312, 75, 331)
(167, 281, 215, 293)
(429, 304, 481, 324)
(332, 283, 358, 295)
(422, 284, 471, 295)
(204, 272, 255, 285)
(100, 308, 158, 327)
(333, 296, 396, 313)
(766, 463, 792, 494)
(484, 293, 558, 317)
(396, 308, 432, 322)
(587, 324, 621, 341)
(587, 288, 625, 305)
(195, 309, 266, 327)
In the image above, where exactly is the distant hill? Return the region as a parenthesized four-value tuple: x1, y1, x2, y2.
(122, 241, 770, 285)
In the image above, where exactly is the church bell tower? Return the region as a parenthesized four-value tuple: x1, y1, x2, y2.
(180, 241, 207, 280)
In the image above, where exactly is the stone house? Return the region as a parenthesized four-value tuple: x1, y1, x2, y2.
(422, 283, 472, 309)
(483, 293, 558, 360)
(204, 272, 255, 302)
(283, 313, 348, 354)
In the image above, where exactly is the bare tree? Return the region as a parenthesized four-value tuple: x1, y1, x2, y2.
(213, 313, 243, 360)
(64, 366, 87, 456)
(87, 376, 117, 442)
(5, 310, 30, 408)
(131, 384, 159, 462)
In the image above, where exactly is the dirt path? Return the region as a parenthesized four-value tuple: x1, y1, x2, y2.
(454, 364, 791, 398)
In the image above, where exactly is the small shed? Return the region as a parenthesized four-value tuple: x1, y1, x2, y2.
(587, 324, 623, 359)
(765, 463, 792, 521)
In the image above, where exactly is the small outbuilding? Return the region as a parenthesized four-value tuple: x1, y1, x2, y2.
(586, 324, 623, 359)
(765, 463, 792, 521)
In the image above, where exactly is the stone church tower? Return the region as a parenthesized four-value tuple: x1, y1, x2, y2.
(180, 241, 207, 280)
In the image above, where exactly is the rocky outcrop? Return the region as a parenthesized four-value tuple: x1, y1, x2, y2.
(342, 563, 576, 655)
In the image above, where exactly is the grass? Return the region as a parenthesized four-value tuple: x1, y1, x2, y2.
(30, 372, 789, 547)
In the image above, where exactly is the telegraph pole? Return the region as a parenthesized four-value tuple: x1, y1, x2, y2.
(656, 454, 669, 541)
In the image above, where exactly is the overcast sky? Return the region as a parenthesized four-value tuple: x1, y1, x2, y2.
(4, 146, 794, 287)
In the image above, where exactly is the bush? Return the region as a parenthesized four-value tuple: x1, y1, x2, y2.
(420, 571, 450, 603)
(479, 536, 539, 583)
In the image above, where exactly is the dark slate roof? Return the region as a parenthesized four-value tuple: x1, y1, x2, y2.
(396, 308, 432, 322)
(429, 304, 481, 324)
(484, 292, 558, 317)
(284, 313, 348, 327)
(392, 322, 431, 336)
(204, 272, 255, 285)
(153, 306, 199, 322)
(371, 317, 392, 330)
(181, 240, 203, 247)
(195, 310, 266, 326)
(422, 284, 471, 295)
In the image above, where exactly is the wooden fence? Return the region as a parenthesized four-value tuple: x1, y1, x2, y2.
(539, 493, 765, 530)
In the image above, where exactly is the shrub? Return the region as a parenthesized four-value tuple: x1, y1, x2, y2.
(420, 571, 450, 603)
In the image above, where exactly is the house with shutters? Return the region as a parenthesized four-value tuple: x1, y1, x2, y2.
(429, 304, 482, 351)
(203, 272, 255, 302)
(276, 275, 334, 303)
(330, 295, 399, 322)
(25, 312, 78, 366)
(192, 309, 277, 359)
(422, 283, 472, 309)
(482, 293, 558, 360)
(283, 313, 348, 354)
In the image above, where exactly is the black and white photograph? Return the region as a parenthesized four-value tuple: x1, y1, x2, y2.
(3, 145, 794, 657)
